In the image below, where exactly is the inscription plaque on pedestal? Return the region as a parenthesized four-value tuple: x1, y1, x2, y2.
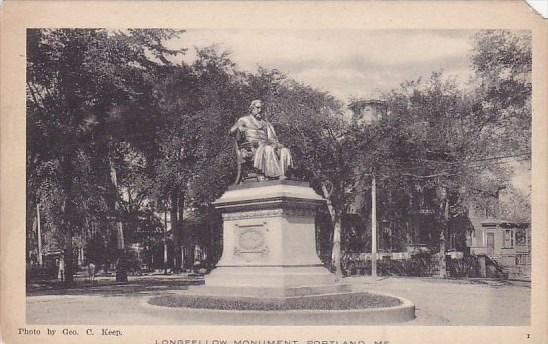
(233, 223, 269, 261)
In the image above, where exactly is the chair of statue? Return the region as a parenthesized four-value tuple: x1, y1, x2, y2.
(232, 128, 263, 185)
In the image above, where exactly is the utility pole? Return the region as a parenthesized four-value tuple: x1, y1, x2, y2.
(371, 175, 377, 278)
(164, 207, 168, 275)
(349, 98, 386, 279)
(36, 203, 43, 266)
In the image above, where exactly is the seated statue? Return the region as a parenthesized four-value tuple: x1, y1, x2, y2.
(229, 99, 293, 184)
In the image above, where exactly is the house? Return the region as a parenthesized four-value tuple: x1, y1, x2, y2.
(468, 218, 530, 279)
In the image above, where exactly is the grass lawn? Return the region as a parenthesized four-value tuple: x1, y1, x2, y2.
(148, 292, 401, 311)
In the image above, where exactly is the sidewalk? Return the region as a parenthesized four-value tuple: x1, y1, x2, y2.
(26, 275, 530, 325)
(345, 275, 531, 288)
(26, 272, 205, 296)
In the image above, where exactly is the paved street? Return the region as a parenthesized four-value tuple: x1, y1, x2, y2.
(26, 275, 530, 326)
(347, 276, 530, 325)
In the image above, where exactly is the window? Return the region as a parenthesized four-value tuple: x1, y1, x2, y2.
(503, 230, 514, 248)
(515, 228, 528, 246)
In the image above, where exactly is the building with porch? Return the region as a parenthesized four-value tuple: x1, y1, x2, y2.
(468, 218, 530, 279)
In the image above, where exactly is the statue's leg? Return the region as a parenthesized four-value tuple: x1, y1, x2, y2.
(265, 145, 282, 178)
(279, 147, 293, 177)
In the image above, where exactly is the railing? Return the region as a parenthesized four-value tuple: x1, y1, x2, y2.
(341, 253, 514, 279)
(341, 253, 437, 277)
(485, 255, 509, 278)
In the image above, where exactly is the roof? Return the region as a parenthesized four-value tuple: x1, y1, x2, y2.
(348, 99, 386, 111)
(480, 218, 530, 228)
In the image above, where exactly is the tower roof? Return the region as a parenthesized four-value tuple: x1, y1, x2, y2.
(348, 99, 386, 112)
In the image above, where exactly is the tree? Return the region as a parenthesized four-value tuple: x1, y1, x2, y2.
(354, 29, 531, 272)
(469, 30, 532, 221)
(471, 30, 531, 156)
(349, 73, 482, 276)
(27, 29, 185, 284)
(146, 46, 252, 271)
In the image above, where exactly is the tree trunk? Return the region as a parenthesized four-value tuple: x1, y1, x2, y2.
(439, 230, 447, 278)
(36, 203, 43, 266)
(60, 156, 75, 287)
(321, 183, 343, 280)
(438, 199, 449, 278)
(332, 215, 343, 280)
(103, 239, 109, 274)
(62, 198, 74, 286)
(63, 226, 74, 286)
(109, 158, 127, 282)
(170, 190, 182, 273)
(26, 193, 37, 266)
(179, 194, 194, 273)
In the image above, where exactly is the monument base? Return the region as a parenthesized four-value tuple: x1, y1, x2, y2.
(206, 180, 346, 298)
(150, 180, 415, 324)
(202, 265, 351, 297)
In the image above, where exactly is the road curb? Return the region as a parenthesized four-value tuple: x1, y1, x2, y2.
(141, 291, 415, 325)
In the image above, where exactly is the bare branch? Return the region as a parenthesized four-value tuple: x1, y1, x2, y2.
(400, 172, 459, 179)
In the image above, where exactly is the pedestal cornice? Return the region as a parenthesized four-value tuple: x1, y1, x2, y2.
(214, 180, 325, 215)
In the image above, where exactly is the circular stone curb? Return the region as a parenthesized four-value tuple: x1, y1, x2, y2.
(142, 291, 415, 325)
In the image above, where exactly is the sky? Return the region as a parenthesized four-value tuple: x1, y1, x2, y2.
(170, 29, 476, 102)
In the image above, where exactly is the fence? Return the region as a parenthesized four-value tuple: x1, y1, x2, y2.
(341, 253, 508, 278)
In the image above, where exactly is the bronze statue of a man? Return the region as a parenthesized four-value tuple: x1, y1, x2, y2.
(230, 100, 293, 180)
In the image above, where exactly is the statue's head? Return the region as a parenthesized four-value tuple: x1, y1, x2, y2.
(249, 99, 263, 118)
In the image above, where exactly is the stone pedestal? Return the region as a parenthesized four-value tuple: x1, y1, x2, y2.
(205, 180, 349, 297)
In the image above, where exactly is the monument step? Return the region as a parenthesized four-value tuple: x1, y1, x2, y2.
(205, 265, 338, 288)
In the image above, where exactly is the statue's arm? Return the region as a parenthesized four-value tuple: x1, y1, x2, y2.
(229, 118, 243, 135)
